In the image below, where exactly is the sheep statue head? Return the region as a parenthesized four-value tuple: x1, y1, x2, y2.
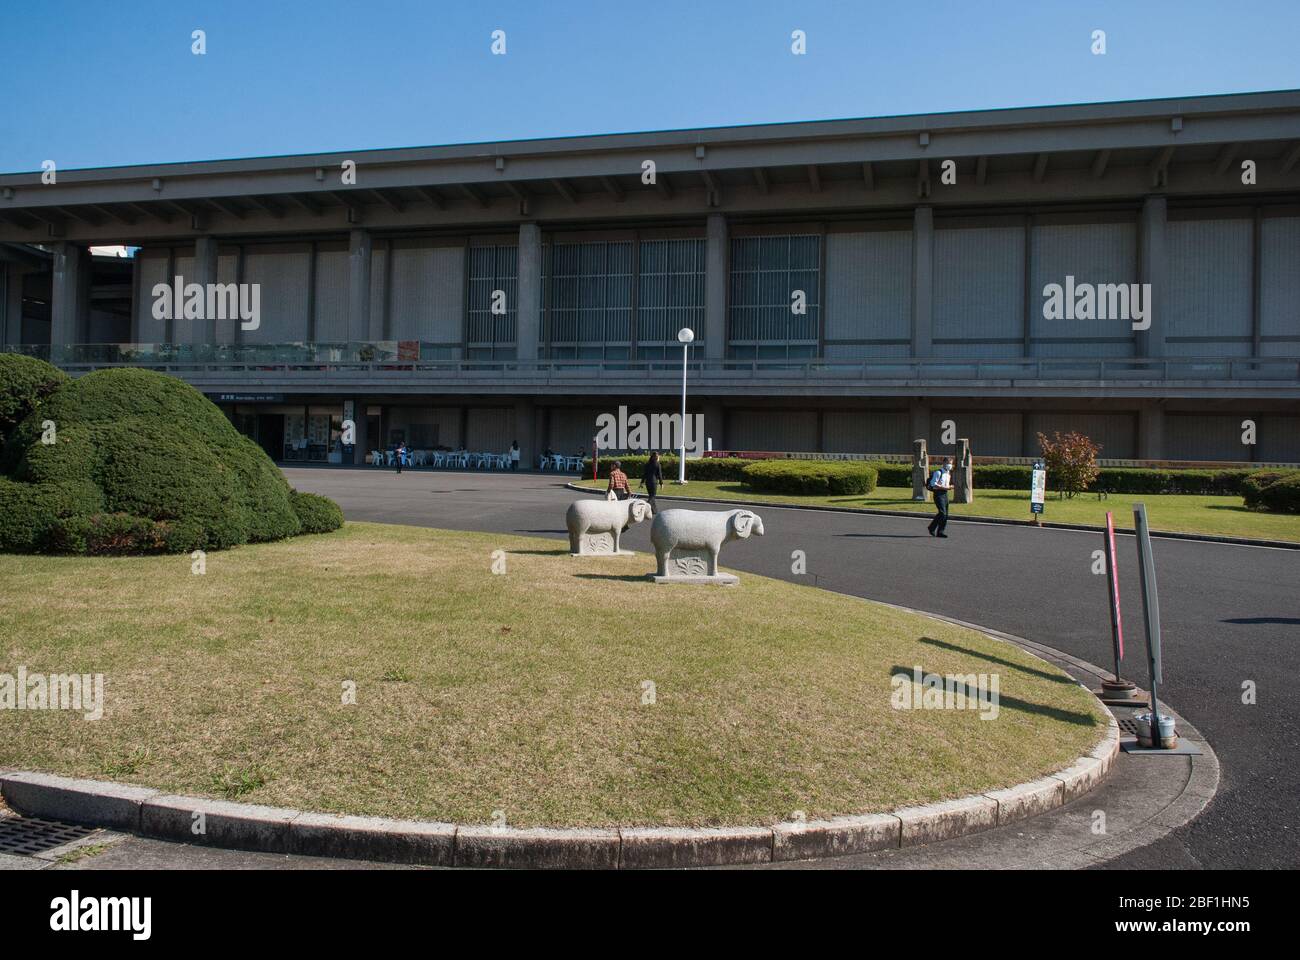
(728, 509, 764, 542)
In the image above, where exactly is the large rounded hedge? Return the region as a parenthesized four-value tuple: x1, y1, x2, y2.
(0, 362, 342, 554)
(742, 460, 878, 496)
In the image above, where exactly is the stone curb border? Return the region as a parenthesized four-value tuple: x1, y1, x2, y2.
(564, 482, 1299, 550)
(1, 658, 1121, 870)
(0, 716, 1115, 869)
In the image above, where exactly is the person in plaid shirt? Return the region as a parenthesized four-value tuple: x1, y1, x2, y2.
(607, 461, 631, 500)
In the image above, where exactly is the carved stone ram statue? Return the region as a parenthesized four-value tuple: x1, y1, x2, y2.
(565, 497, 653, 555)
(649, 508, 765, 583)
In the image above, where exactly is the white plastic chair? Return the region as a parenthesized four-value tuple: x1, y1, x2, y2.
(370, 449, 383, 467)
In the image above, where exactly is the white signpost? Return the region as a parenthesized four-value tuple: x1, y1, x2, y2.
(1030, 460, 1047, 525)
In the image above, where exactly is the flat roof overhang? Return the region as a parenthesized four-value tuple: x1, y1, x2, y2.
(2, 90, 1299, 244)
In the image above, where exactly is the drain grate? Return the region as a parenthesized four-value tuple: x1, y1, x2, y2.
(1117, 717, 1150, 736)
(0, 815, 96, 856)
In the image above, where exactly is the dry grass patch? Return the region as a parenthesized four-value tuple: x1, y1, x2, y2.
(0, 522, 1106, 827)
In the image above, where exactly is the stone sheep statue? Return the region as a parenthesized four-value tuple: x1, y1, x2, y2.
(649, 508, 765, 582)
(566, 497, 653, 555)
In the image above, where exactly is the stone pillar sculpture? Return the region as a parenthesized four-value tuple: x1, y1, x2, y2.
(953, 438, 974, 504)
(911, 439, 930, 502)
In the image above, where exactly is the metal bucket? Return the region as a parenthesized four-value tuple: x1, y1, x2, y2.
(1134, 712, 1177, 748)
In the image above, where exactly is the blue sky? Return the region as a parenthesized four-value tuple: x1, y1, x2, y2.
(1, 0, 1297, 172)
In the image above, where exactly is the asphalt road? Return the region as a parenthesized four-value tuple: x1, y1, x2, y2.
(284, 466, 1299, 870)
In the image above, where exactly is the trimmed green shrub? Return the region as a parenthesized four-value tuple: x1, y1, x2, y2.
(586, 455, 757, 483)
(0, 477, 103, 552)
(743, 460, 878, 496)
(291, 491, 345, 534)
(93, 418, 250, 551)
(1242, 470, 1300, 510)
(0, 367, 337, 555)
(47, 513, 173, 555)
(870, 463, 1270, 497)
(1257, 473, 1300, 513)
(0, 355, 68, 451)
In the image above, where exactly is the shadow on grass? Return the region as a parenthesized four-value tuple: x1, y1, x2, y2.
(509, 548, 570, 556)
(573, 573, 649, 583)
(918, 636, 1076, 685)
(890, 665, 1098, 726)
(513, 529, 568, 535)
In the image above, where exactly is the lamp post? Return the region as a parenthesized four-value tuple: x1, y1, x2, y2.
(677, 327, 694, 484)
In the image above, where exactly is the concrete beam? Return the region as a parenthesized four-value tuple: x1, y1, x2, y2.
(551, 179, 578, 204)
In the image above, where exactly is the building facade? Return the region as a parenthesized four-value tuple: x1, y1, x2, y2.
(2, 91, 1298, 466)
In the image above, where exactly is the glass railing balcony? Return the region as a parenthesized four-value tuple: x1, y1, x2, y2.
(2, 343, 1297, 382)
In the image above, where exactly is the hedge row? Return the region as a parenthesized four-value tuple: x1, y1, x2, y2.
(870, 463, 1270, 495)
(585, 455, 1279, 497)
(585, 455, 755, 482)
(742, 460, 878, 496)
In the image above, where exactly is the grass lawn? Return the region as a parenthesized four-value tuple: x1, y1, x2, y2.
(0, 522, 1105, 828)
(575, 480, 1300, 543)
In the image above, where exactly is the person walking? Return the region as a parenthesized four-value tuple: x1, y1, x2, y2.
(607, 460, 631, 500)
(927, 456, 954, 538)
(395, 441, 407, 475)
(510, 441, 520, 472)
(639, 451, 663, 515)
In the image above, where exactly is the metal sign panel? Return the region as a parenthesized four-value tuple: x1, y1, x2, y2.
(1030, 460, 1046, 514)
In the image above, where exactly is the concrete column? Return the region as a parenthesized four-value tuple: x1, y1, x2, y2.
(350, 398, 369, 465)
(910, 399, 931, 449)
(192, 236, 219, 345)
(516, 223, 542, 361)
(1138, 404, 1165, 461)
(2, 263, 25, 345)
(514, 398, 536, 469)
(51, 242, 90, 351)
(911, 206, 934, 358)
(705, 213, 728, 362)
(702, 400, 725, 451)
(1139, 196, 1167, 358)
(347, 229, 372, 343)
